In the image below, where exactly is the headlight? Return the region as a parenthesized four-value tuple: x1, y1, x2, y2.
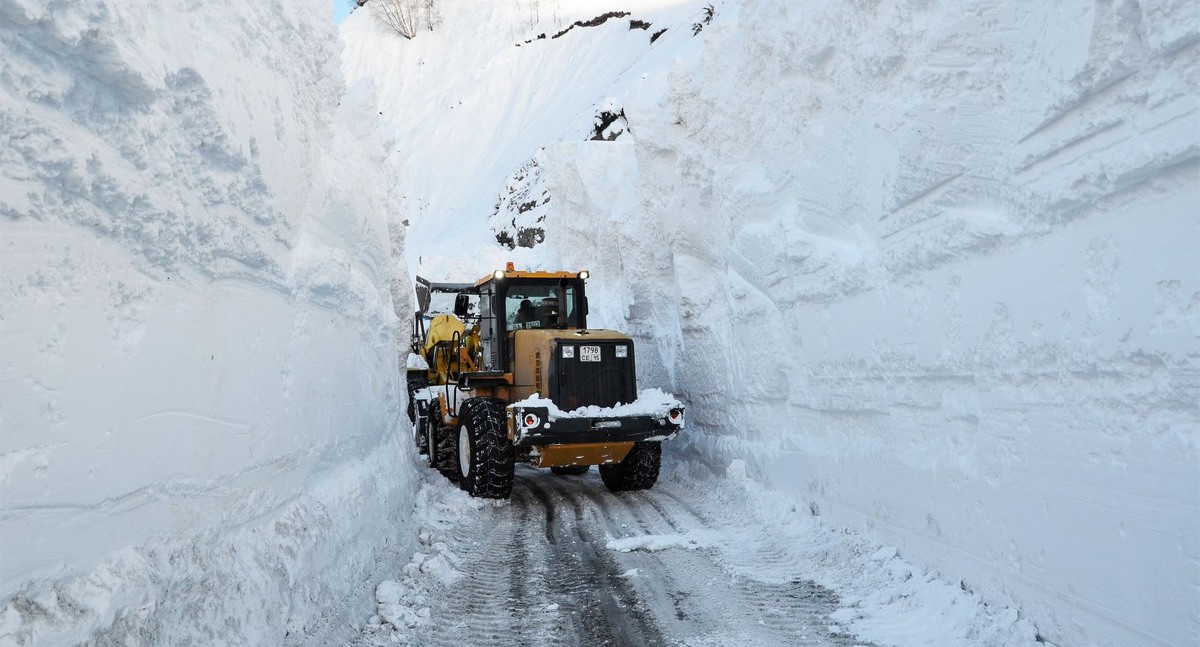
(523, 412, 541, 429)
(668, 408, 684, 425)
(562, 345, 575, 359)
(493, 270, 505, 280)
(579, 270, 590, 280)
(615, 345, 628, 358)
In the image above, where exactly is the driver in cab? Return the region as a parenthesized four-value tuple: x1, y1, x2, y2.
(515, 299, 539, 329)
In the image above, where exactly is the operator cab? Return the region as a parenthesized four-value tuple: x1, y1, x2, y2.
(474, 270, 589, 373)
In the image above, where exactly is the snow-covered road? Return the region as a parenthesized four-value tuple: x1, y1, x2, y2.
(350, 467, 869, 646)
(343, 463, 1036, 647)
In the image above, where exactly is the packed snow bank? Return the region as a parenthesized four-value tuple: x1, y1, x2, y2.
(344, 0, 1198, 645)
(357, 479, 497, 644)
(0, 0, 415, 644)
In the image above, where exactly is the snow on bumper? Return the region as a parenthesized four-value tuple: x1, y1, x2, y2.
(508, 389, 684, 446)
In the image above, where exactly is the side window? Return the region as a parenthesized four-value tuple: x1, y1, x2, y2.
(479, 288, 495, 370)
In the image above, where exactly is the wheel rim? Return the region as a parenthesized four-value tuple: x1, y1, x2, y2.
(458, 425, 471, 478)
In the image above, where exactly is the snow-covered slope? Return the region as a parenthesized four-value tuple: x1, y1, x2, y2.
(0, 1, 415, 644)
(343, 1, 1199, 646)
(340, 0, 709, 278)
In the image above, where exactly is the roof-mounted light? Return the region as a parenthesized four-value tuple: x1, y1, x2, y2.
(493, 270, 505, 280)
(579, 270, 590, 280)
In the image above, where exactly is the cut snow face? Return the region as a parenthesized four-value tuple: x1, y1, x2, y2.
(1, 0, 412, 644)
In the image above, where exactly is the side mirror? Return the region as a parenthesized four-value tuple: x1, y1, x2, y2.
(415, 279, 431, 314)
(454, 294, 470, 318)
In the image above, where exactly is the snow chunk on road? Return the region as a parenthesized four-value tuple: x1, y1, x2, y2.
(375, 580, 430, 629)
(606, 529, 717, 553)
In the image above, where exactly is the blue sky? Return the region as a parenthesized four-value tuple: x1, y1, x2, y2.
(332, 0, 354, 22)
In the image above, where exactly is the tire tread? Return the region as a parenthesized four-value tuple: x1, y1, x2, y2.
(460, 397, 515, 499)
(599, 442, 661, 491)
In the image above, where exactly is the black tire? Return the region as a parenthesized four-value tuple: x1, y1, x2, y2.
(415, 414, 429, 458)
(456, 397, 515, 499)
(550, 465, 590, 476)
(427, 400, 458, 480)
(407, 375, 433, 452)
(599, 442, 661, 492)
(422, 399, 439, 467)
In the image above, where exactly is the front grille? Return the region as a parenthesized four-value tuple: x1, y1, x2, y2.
(552, 342, 636, 410)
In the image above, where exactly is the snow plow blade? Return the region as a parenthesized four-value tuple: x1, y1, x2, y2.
(508, 406, 683, 446)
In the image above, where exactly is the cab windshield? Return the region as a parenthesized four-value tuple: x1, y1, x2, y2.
(505, 283, 578, 330)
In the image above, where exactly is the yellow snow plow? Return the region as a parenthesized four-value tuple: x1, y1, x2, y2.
(406, 267, 684, 498)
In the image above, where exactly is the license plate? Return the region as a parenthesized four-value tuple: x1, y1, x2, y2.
(579, 345, 601, 362)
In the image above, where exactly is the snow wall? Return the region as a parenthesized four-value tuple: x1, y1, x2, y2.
(535, 4, 1200, 647)
(0, 1, 417, 644)
(345, 1, 1199, 646)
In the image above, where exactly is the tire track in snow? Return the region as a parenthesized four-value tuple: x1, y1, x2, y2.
(349, 467, 875, 646)
(528, 473, 668, 646)
(426, 540, 516, 644)
(581, 476, 875, 646)
(402, 485, 548, 647)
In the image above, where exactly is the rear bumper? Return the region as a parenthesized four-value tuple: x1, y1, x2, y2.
(508, 406, 683, 446)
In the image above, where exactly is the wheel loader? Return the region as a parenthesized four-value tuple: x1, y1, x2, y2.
(406, 265, 685, 499)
